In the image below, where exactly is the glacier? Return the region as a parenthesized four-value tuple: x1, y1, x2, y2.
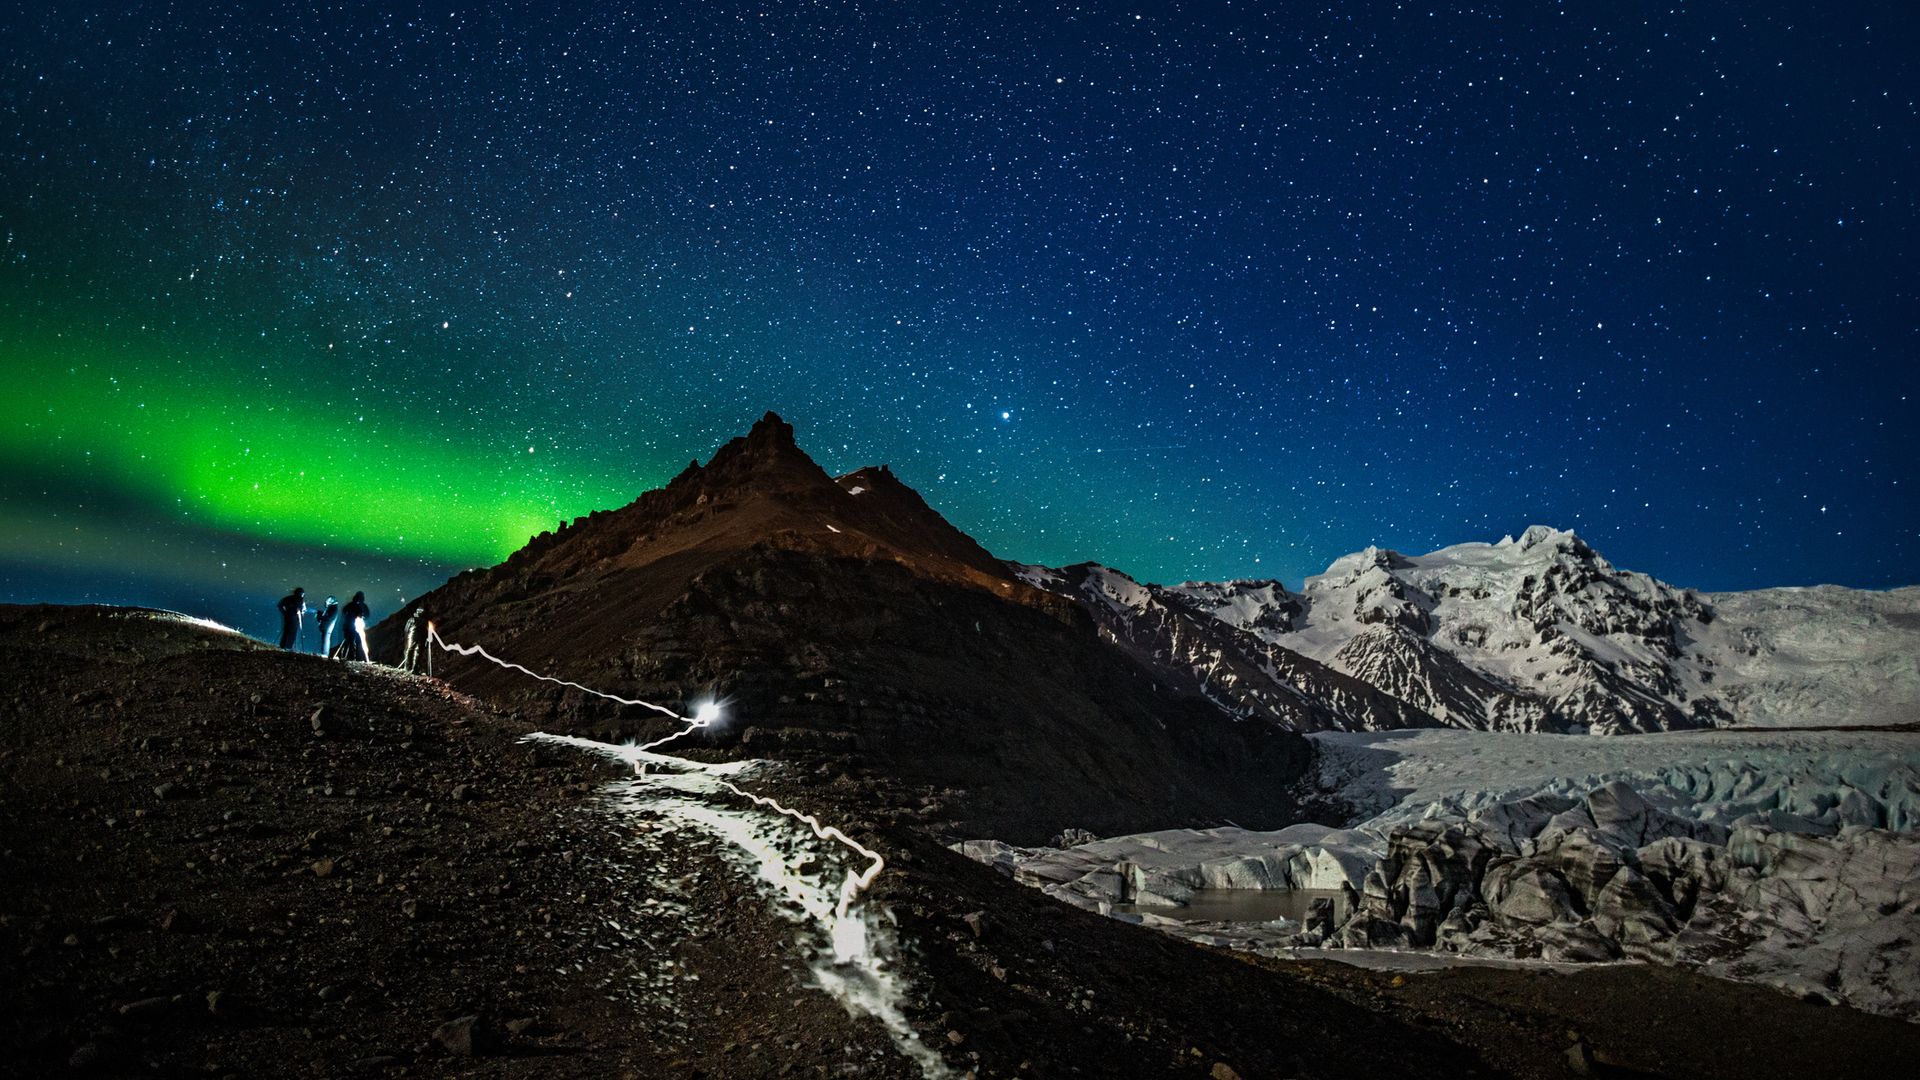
(959, 727, 1920, 1019)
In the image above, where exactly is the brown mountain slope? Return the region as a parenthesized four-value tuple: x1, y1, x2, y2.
(374, 414, 1309, 843)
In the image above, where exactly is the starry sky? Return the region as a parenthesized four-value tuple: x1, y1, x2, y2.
(3, 1, 1916, 639)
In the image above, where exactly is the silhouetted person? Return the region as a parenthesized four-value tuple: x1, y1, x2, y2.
(314, 596, 340, 656)
(341, 591, 372, 661)
(276, 587, 307, 650)
(401, 606, 426, 673)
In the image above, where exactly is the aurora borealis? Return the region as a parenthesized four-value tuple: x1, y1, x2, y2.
(3, 2, 1916, 638)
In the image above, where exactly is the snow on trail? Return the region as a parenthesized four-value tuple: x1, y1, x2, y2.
(528, 735, 952, 1079)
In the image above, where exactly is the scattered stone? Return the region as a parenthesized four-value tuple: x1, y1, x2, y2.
(1210, 1063, 1244, 1080)
(311, 858, 336, 879)
(117, 995, 175, 1018)
(961, 910, 988, 939)
(67, 1040, 111, 1071)
(432, 1014, 489, 1057)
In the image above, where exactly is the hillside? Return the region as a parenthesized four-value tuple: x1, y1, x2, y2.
(372, 414, 1308, 843)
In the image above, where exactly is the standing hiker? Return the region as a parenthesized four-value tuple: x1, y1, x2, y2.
(314, 595, 340, 656)
(276, 588, 307, 650)
(341, 591, 372, 661)
(401, 606, 427, 673)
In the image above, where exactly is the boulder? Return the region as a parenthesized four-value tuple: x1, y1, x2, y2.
(1434, 895, 1485, 949)
(432, 1014, 492, 1057)
(1340, 916, 1407, 949)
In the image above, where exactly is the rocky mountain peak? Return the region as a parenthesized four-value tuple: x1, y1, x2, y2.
(674, 411, 831, 497)
(739, 410, 800, 456)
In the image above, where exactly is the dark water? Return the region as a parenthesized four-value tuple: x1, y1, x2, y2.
(1115, 888, 1348, 925)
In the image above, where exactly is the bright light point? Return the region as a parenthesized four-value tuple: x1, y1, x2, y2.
(1000, 410, 1011, 421)
(694, 702, 722, 726)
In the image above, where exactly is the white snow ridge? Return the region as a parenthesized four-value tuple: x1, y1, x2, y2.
(1020, 526, 1920, 734)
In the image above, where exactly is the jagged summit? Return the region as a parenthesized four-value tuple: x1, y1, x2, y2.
(674, 411, 825, 494)
(476, 413, 1022, 600)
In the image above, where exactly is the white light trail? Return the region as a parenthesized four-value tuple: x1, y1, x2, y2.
(709, 776, 884, 935)
(428, 623, 698, 719)
(425, 624, 885, 921)
(428, 625, 721, 753)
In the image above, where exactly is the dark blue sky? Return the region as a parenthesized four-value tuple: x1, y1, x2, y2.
(3, 1, 1916, 638)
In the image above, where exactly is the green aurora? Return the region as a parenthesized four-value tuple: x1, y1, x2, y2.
(2, 332, 655, 566)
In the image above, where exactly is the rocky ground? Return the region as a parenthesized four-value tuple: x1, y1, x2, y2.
(7, 604, 1920, 1079)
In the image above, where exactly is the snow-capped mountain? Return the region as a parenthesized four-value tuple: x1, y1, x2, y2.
(1013, 563, 1437, 732)
(1024, 526, 1920, 734)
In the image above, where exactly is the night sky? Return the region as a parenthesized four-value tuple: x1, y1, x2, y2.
(4, 2, 1915, 640)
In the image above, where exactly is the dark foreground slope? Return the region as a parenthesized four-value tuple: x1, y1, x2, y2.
(10, 607, 1920, 1079)
(375, 415, 1307, 843)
